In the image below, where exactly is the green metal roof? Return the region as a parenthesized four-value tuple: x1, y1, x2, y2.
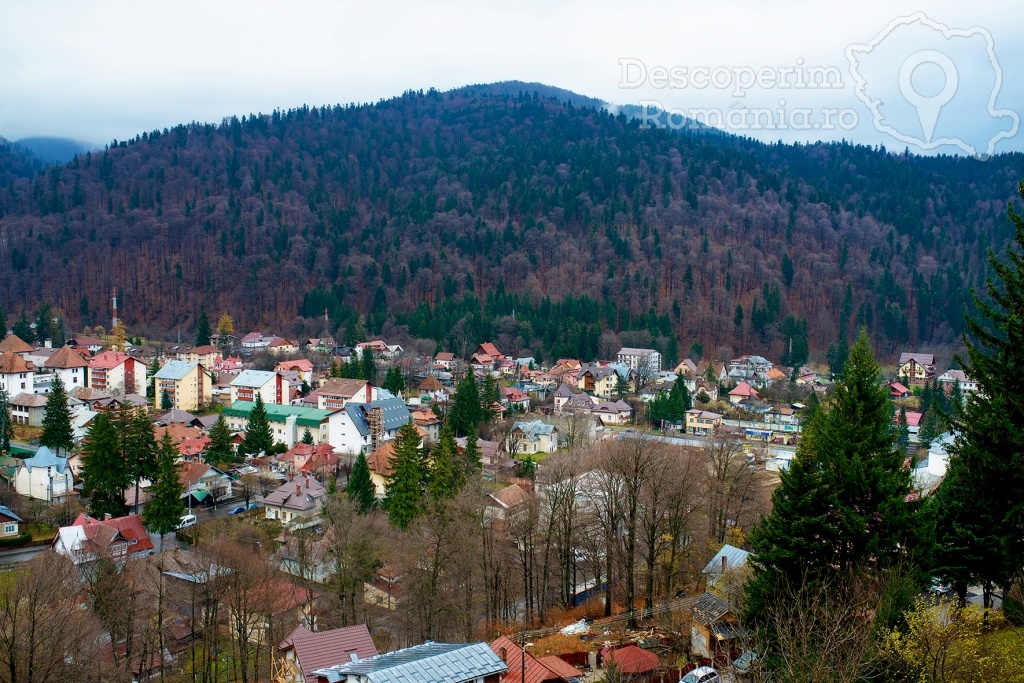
(222, 401, 333, 428)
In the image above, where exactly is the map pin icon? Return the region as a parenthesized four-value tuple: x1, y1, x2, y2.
(898, 50, 958, 143)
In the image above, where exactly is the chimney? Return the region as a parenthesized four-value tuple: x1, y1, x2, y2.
(295, 483, 301, 496)
(722, 554, 728, 573)
(104, 513, 112, 521)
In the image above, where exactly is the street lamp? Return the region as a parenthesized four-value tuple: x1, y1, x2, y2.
(520, 638, 534, 682)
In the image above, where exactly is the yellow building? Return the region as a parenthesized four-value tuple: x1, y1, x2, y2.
(153, 360, 213, 412)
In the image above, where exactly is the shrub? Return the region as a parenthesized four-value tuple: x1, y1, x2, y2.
(0, 532, 32, 548)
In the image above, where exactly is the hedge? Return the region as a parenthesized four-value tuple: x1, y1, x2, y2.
(0, 532, 33, 549)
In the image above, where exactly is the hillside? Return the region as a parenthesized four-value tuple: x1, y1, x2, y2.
(16, 136, 96, 164)
(0, 86, 1020, 364)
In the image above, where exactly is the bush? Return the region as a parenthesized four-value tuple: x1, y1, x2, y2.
(0, 532, 32, 548)
(1002, 596, 1024, 626)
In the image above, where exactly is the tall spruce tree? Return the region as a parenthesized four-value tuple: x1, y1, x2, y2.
(347, 451, 377, 513)
(384, 422, 424, 529)
(460, 426, 483, 480)
(0, 389, 12, 454)
(11, 313, 33, 344)
(480, 373, 501, 422)
(205, 413, 235, 466)
(40, 375, 75, 455)
(427, 423, 461, 500)
(160, 389, 172, 411)
(125, 408, 159, 515)
(81, 411, 131, 519)
(194, 310, 212, 347)
(360, 348, 377, 385)
(147, 357, 159, 401)
(746, 330, 920, 619)
(241, 393, 273, 456)
(382, 366, 405, 397)
(143, 431, 187, 548)
(300, 428, 315, 445)
(937, 181, 1024, 603)
(449, 373, 482, 437)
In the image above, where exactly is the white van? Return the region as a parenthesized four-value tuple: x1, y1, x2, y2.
(177, 514, 197, 530)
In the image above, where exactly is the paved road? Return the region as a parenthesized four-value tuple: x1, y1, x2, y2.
(0, 544, 46, 565)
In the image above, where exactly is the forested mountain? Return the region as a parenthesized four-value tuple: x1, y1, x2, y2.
(16, 136, 95, 164)
(0, 86, 1019, 364)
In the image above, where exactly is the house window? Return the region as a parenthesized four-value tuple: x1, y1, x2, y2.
(3, 524, 14, 534)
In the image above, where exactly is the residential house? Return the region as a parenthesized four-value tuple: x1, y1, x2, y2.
(223, 401, 335, 449)
(489, 635, 581, 683)
(264, 475, 326, 527)
(484, 484, 532, 525)
(500, 386, 530, 411)
(727, 381, 759, 404)
(508, 420, 558, 456)
(71, 385, 110, 410)
(178, 344, 221, 368)
(310, 641, 507, 683)
(684, 592, 744, 659)
(9, 392, 46, 426)
(241, 332, 273, 352)
(686, 409, 722, 435)
(433, 352, 457, 370)
(333, 398, 413, 457)
(231, 369, 288, 405)
(365, 441, 399, 499)
(702, 544, 753, 607)
(44, 345, 90, 389)
(355, 340, 403, 360)
(313, 378, 372, 410)
(415, 375, 448, 402)
(0, 334, 33, 356)
(552, 383, 576, 411)
(225, 578, 319, 644)
(14, 446, 74, 501)
(577, 364, 620, 399)
(765, 404, 799, 426)
(693, 380, 719, 403)
(456, 437, 515, 481)
(591, 399, 633, 425)
(52, 513, 154, 564)
(473, 342, 505, 361)
(88, 351, 147, 395)
(888, 381, 910, 399)
(66, 336, 105, 354)
(936, 369, 979, 393)
(275, 535, 337, 585)
(898, 352, 936, 383)
(277, 359, 315, 385)
(275, 624, 377, 683)
(179, 461, 233, 507)
(216, 355, 245, 374)
(0, 351, 35, 395)
(305, 338, 337, 354)
(278, 443, 337, 476)
(0, 506, 22, 539)
(729, 355, 774, 375)
(616, 347, 662, 374)
(267, 337, 302, 356)
(154, 360, 212, 411)
(410, 409, 442, 442)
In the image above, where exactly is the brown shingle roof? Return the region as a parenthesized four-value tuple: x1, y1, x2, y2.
(45, 345, 90, 369)
(279, 625, 377, 683)
(0, 334, 33, 354)
(367, 441, 397, 478)
(0, 352, 33, 374)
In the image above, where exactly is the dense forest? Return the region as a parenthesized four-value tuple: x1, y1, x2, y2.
(0, 83, 1020, 364)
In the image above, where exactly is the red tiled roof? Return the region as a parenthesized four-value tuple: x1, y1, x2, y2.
(603, 645, 660, 674)
(889, 382, 910, 395)
(0, 352, 33, 374)
(89, 351, 132, 370)
(45, 345, 90, 369)
(367, 441, 397, 478)
(728, 381, 758, 398)
(279, 624, 378, 683)
(536, 656, 583, 680)
(277, 359, 314, 372)
(69, 513, 154, 555)
(188, 345, 219, 355)
(0, 334, 33, 354)
(477, 342, 502, 358)
(490, 636, 570, 683)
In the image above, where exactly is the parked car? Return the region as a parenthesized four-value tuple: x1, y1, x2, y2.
(732, 650, 758, 672)
(680, 666, 720, 683)
(930, 579, 951, 595)
(176, 514, 197, 530)
(228, 505, 246, 515)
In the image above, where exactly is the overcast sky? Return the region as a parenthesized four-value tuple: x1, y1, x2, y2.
(1, 0, 1021, 155)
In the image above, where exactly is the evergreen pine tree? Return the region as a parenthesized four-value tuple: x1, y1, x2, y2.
(301, 428, 315, 445)
(125, 408, 158, 515)
(615, 374, 629, 399)
(81, 411, 131, 519)
(194, 310, 212, 347)
(667, 375, 692, 422)
(205, 414, 236, 466)
(746, 330, 920, 620)
(382, 366, 405, 396)
(449, 373, 482, 437)
(360, 348, 377, 385)
(347, 450, 377, 513)
(241, 393, 273, 456)
(461, 426, 483, 480)
(160, 389, 172, 411)
(384, 422, 424, 529)
(480, 373, 501, 422)
(11, 313, 33, 344)
(0, 389, 12, 454)
(938, 181, 1024, 596)
(0, 305, 6, 337)
(40, 375, 75, 455)
(143, 431, 187, 548)
(428, 423, 462, 500)
(896, 405, 910, 453)
(147, 357, 159, 401)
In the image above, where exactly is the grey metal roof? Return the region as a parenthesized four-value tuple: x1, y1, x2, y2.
(21, 446, 70, 473)
(344, 398, 412, 437)
(312, 641, 507, 683)
(154, 360, 200, 381)
(231, 369, 278, 388)
(513, 420, 555, 441)
(702, 544, 752, 575)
